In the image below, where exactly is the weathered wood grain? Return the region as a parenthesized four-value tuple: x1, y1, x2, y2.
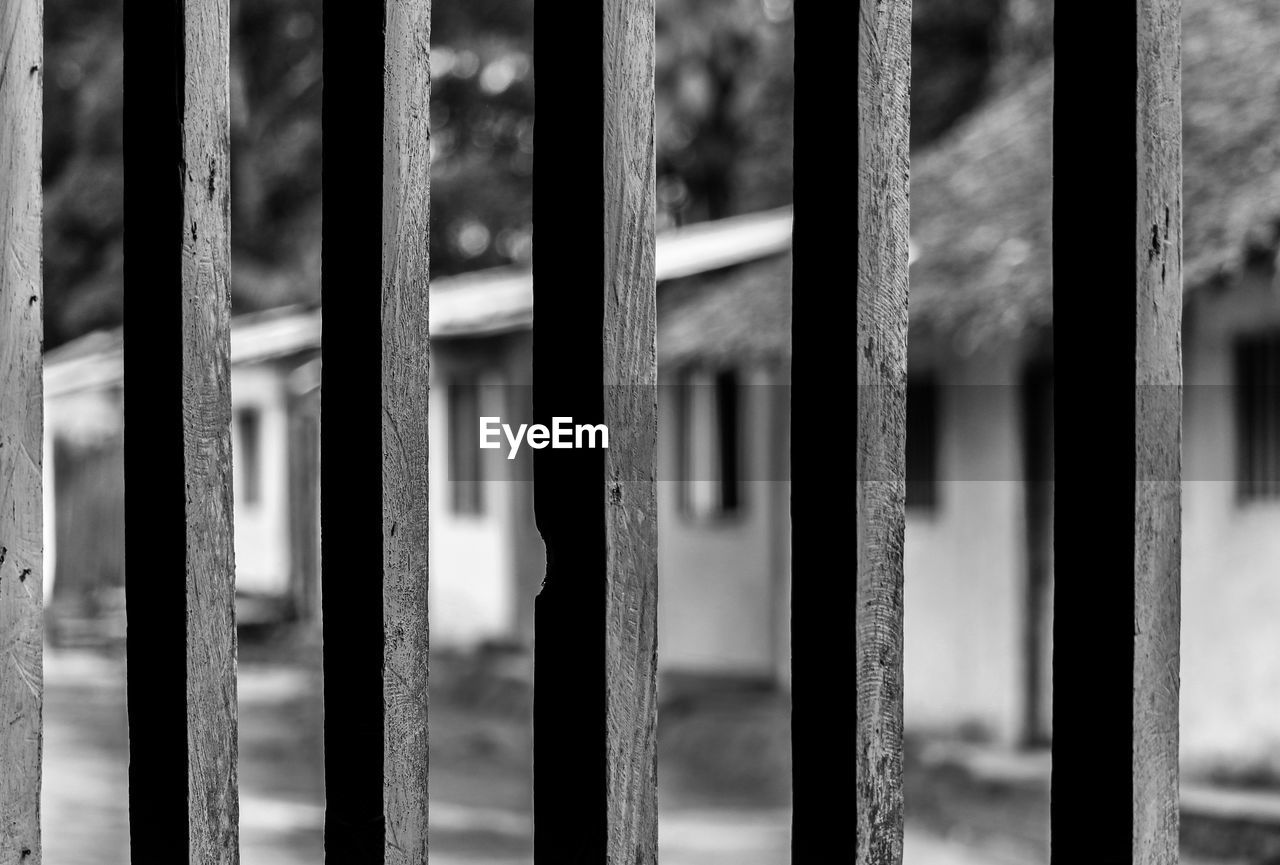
(603, 0, 659, 859)
(1053, 1, 1182, 862)
(381, 2, 432, 862)
(181, 1, 240, 861)
(123, 0, 238, 860)
(531, 0, 657, 860)
(0, 1, 44, 861)
(855, 0, 912, 862)
(1134, 1, 1182, 862)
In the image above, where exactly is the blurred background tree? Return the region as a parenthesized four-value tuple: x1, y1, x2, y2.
(41, 0, 1043, 350)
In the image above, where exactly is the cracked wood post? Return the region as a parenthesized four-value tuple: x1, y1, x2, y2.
(1052, 1, 1182, 862)
(321, 1, 432, 862)
(792, 0, 911, 862)
(531, 0, 658, 860)
(122, 0, 239, 861)
(0, 0, 44, 862)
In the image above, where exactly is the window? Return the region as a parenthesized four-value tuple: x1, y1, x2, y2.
(1235, 332, 1280, 501)
(235, 407, 262, 506)
(449, 380, 484, 515)
(905, 377, 938, 510)
(677, 367, 743, 519)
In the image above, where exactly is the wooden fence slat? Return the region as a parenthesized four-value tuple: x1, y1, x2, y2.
(0, 0, 44, 861)
(321, 1, 432, 860)
(790, 0, 911, 862)
(182, 1, 240, 859)
(382, 2, 432, 862)
(531, 0, 658, 860)
(853, 0, 912, 858)
(602, 0, 659, 856)
(1132, 3, 1183, 859)
(1052, 1, 1182, 862)
(123, 0, 239, 861)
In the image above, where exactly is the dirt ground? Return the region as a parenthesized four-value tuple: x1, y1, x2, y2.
(45, 639, 799, 865)
(37, 636, 1246, 865)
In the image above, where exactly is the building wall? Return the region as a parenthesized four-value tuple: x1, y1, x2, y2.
(502, 332, 543, 649)
(1181, 271, 1280, 776)
(230, 364, 292, 597)
(46, 384, 125, 602)
(900, 270, 1280, 772)
(50, 434, 125, 604)
(428, 335, 525, 646)
(657, 363, 788, 679)
(903, 343, 1029, 744)
(428, 334, 794, 671)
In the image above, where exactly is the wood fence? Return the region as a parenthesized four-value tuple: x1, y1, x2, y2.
(0, 0, 1185, 863)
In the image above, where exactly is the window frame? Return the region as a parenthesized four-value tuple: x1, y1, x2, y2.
(675, 365, 746, 523)
(1234, 330, 1280, 504)
(447, 378, 485, 516)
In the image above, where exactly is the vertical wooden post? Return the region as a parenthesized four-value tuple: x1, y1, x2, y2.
(532, 0, 658, 860)
(0, 1, 44, 861)
(123, 0, 240, 861)
(853, 0, 912, 860)
(1052, 1, 1182, 862)
(382, 2, 433, 862)
(321, 1, 432, 861)
(792, 0, 910, 862)
(1132, 3, 1183, 860)
(602, 0, 659, 856)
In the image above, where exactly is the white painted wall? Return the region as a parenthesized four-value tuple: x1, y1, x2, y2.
(230, 364, 291, 596)
(1180, 275, 1280, 776)
(903, 345, 1028, 744)
(42, 384, 124, 603)
(898, 273, 1280, 773)
(428, 364, 518, 646)
(657, 364, 788, 677)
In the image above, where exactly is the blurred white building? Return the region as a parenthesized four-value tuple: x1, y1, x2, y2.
(905, 0, 1280, 777)
(43, 208, 795, 686)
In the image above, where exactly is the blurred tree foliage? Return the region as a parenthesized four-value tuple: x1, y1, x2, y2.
(911, 0, 1004, 145)
(44, 0, 125, 348)
(655, 0, 793, 225)
(42, 0, 1038, 349)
